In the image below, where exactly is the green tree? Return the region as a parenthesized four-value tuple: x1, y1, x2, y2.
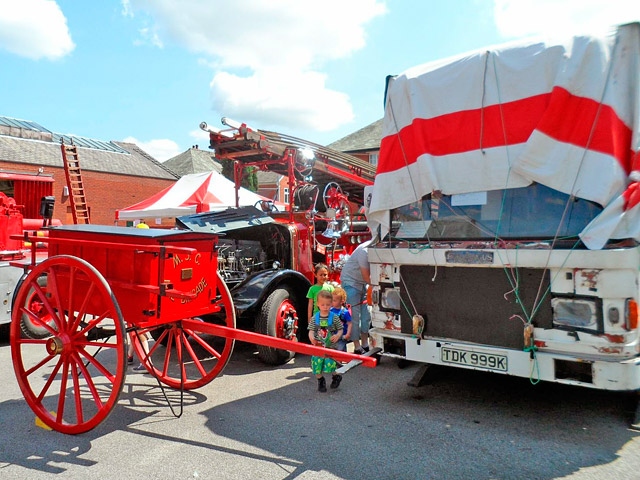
(221, 161, 259, 192)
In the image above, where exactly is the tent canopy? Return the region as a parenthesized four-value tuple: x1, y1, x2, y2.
(116, 171, 280, 220)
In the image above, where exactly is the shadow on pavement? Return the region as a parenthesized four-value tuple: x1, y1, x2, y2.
(197, 356, 640, 480)
(1, 332, 639, 479)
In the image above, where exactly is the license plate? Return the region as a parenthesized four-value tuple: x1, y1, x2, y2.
(440, 347, 508, 372)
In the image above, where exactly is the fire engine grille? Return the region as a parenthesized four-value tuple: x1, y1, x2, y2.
(399, 265, 552, 349)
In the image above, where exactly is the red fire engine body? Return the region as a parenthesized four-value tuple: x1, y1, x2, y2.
(168, 119, 376, 364)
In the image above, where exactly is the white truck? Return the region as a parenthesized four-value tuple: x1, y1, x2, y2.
(366, 22, 640, 391)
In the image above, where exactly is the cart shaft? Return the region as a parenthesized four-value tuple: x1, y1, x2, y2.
(181, 319, 377, 368)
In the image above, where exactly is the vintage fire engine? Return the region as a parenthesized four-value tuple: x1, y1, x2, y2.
(169, 119, 374, 365)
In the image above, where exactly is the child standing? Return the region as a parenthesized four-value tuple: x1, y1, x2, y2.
(308, 289, 343, 392)
(306, 263, 334, 322)
(331, 287, 352, 352)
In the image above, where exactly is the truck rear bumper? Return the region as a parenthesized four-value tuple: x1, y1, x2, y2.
(370, 328, 640, 391)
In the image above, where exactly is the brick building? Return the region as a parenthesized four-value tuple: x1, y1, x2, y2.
(0, 116, 177, 226)
(328, 118, 382, 167)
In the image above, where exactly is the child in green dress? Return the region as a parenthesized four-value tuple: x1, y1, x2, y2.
(308, 289, 343, 392)
(306, 263, 334, 322)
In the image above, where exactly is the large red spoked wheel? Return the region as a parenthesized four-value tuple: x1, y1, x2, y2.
(10, 255, 127, 434)
(132, 272, 235, 390)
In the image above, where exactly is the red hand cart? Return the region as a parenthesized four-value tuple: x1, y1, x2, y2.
(10, 225, 375, 434)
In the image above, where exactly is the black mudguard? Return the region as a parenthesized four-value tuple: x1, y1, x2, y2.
(231, 269, 311, 324)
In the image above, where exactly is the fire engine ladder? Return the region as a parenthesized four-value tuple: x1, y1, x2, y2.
(206, 124, 376, 206)
(61, 142, 90, 224)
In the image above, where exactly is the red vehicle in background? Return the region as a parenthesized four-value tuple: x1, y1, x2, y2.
(170, 119, 375, 364)
(0, 171, 58, 338)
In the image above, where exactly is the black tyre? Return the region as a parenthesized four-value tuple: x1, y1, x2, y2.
(255, 288, 299, 365)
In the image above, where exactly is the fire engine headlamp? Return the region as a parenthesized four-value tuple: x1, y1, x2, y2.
(299, 147, 314, 161)
(551, 297, 598, 330)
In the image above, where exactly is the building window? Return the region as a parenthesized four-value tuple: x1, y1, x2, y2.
(0, 180, 12, 196)
(369, 153, 379, 166)
(284, 187, 289, 204)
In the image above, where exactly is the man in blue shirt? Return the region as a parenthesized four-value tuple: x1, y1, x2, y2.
(340, 240, 371, 354)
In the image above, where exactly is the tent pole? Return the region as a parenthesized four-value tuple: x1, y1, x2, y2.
(233, 160, 241, 208)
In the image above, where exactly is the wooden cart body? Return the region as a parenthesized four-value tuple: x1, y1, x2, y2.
(46, 225, 220, 326)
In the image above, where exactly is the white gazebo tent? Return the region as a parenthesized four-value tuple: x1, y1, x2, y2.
(115, 171, 278, 220)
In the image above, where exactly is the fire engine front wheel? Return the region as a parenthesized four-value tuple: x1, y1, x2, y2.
(255, 288, 298, 365)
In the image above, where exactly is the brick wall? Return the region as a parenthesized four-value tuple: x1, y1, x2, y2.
(0, 161, 174, 226)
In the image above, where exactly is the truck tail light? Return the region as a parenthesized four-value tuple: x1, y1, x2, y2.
(625, 299, 638, 330)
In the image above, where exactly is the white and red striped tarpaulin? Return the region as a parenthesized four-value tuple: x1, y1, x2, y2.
(115, 171, 278, 220)
(368, 23, 640, 249)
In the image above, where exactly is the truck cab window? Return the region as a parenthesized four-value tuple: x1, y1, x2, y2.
(390, 183, 602, 242)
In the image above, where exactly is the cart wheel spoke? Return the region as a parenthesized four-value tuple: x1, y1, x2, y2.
(135, 272, 235, 389)
(73, 352, 106, 410)
(78, 346, 117, 383)
(178, 331, 210, 377)
(56, 359, 70, 422)
(74, 307, 108, 338)
(44, 267, 65, 332)
(182, 328, 223, 359)
(27, 276, 65, 334)
(70, 357, 85, 424)
(36, 355, 64, 402)
(20, 303, 58, 338)
(11, 255, 127, 434)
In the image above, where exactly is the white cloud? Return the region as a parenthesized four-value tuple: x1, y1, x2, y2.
(121, 0, 133, 18)
(133, 27, 163, 48)
(0, 0, 74, 60)
(125, 0, 386, 132)
(494, 0, 640, 39)
(211, 69, 353, 132)
(189, 128, 210, 143)
(123, 136, 181, 162)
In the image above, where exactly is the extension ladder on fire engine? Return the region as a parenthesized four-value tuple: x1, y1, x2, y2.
(61, 142, 90, 224)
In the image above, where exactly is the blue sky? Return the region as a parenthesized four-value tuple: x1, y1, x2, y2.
(0, 0, 638, 161)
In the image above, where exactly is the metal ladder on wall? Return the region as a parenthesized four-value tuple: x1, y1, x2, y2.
(60, 141, 90, 224)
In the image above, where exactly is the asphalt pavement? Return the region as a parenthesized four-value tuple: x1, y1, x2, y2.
(1, 330, 640, 480)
